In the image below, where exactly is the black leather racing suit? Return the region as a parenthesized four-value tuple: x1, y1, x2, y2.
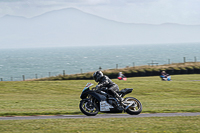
(97, 75, 120, 99)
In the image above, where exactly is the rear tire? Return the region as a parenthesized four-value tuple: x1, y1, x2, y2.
(124, 97, 142, 115)
(79, 99, 99, 116)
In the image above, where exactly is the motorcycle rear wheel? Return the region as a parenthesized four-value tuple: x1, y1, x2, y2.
(124, 97, 142, 115)
(79, 100, 99, 116)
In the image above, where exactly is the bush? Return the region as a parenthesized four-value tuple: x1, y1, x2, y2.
(122, 70, 133, 77)
(68, 75, 78, 80)
(186, 66, 194, 74)
(193, 66, 200, 69)
(166, 67, 174, 75)
(160, 68, 166, 71)
(62, 76, 70, 80)
(103, 71, 118, 79)
(173, 67, 181, 70)
(186, 66, 194, 70)
(145, 68, 153, 76)
(131, 70, 139, 77)
(179, 67, 188, 74)
(152, 68, 161, 76)
(138, 69, 146, 76)
(173, 67, 181, 74)
(193, 66, 200, 74)
(83, 73, 93, 79)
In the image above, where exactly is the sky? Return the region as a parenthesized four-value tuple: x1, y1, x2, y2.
(0, 0, 200, 25)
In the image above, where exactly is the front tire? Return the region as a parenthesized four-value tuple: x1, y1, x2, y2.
(79, 99, 99, 116)
(124, 97, 142, 115)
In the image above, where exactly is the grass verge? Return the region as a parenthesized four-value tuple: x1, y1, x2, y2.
(0, 74, 199, 116)
(0, 116, 199, 133)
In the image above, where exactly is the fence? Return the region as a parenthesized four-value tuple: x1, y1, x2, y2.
(0, 57, 199, 81)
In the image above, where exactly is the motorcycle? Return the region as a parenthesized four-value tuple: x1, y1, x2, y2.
(160, 74, 171, 81)
(118, 76, 127, 81)
(79, 83, 142, 116)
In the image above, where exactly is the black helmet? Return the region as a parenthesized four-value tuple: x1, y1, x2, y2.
(93, 71, 103, 82)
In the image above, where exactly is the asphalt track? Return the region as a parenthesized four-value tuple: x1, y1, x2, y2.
(0, 112, 199, 120)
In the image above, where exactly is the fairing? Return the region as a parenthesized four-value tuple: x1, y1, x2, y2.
(80, 89, 107, 102)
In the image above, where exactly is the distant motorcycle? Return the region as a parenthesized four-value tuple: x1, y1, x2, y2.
(160, 74, 171, 81)
(118, 76, 127, 81)
(79, 83, 142, 116)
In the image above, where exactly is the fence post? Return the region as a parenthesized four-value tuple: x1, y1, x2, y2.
(183, 57, 186, 63)
(194, 56, 197, 62)
(22, 75, 25, 81)
(168, 59, 170, 64)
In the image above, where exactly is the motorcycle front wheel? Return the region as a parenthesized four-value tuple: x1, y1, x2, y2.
(79, 99, 99, 116)
(124, 97, 142, 115)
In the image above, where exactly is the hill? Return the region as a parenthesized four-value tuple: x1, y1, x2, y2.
(0, 8, 200, 48)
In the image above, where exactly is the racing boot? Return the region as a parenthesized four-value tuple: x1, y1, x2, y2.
(117, 98, 124, 111)
(114, 92, 124, 103)
(114, 93, 124, 111)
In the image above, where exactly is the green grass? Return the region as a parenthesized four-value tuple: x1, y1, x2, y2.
(0, 116, 199, 133)
(0, 74, 200, 133)
(0, 74, 200, 116)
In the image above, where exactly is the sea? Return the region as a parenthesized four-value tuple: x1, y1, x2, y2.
(0, 43, 200, 81)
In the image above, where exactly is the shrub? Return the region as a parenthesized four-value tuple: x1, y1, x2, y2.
(145, 68, 153, 76)
(186, 66, 194, 74)
(62, 76, 70, 80)
(145, 68, 153, 72)
(165, 67, 174, 75)
(173, 67, 181, 74)
(193, 66, 200, 74)
(138, 69, 146, 76)
(186, 66, 194, 70)
(152, 68, 161, 76)
(122, 70, 132, 77)
(76, 74, 85, 79)
(130, 70, 139, 77)
(173, 67, 181, 70)
(83, 73, 93, 79)
(179, 67, 188, 74)
(193, 66, 200, 69)
(103, 72, 117, 79)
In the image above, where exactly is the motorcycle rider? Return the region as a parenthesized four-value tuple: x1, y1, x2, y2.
(93, 71, 123, 104)
(160, 71, 171, 81)
(118, 72, 126, 80)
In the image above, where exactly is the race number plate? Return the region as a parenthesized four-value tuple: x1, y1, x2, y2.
(100, 101, 114, 111)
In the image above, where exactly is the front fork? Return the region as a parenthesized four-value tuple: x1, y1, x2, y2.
(124, 100, 137, 110)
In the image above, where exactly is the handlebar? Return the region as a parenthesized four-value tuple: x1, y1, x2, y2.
(91, 87, 97, 91)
